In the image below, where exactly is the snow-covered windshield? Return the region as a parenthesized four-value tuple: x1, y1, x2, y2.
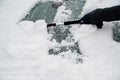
(0, 0, 120, 80)
(22, 0, 85, 56)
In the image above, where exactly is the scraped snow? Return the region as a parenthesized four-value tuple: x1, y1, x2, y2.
(54, 5, 72, 23)
(0, 0, 120, 80)
(70, 24, 97, 42)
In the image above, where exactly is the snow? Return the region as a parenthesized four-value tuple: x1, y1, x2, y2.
(77, 23, 120, 80)
(81, 0, 120, 16)
(0, 0, 40, 60)
(54, 5, 72, 23)
(7, 20, 49, 60)
(0, 0, 120, 80)
(70, 24, 97, 42)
